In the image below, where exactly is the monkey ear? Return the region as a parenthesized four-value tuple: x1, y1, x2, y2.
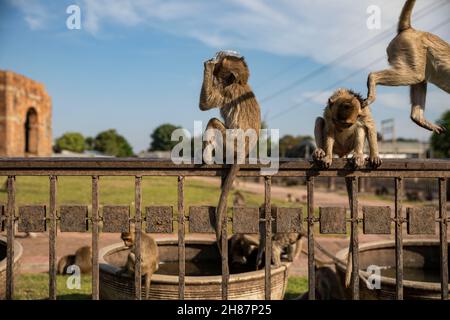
(328, 97, 336, 106)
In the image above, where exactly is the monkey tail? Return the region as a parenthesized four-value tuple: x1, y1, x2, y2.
(144, 273, 151, 300)
(216, 164, 240, 251)
(398, 0, 416, 33)
(344, 177, 353, 288)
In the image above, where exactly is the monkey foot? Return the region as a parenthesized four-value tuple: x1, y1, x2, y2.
(367, 155, 382, 168)
(352, 154, 365, 168)
(313, 148, 326, 161)
(431, 124, 447, 134)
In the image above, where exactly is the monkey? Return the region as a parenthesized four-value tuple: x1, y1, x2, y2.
(233, 190, 246, 207)
(255, 205, 305, 269)
(286, 193, 293, 203)
(118, 229, 159, 300)
(313, 89, 381, 289)
(313, 88, 381, 169)
(364, 0, 449, 134)
(57, 246, 92, 274)
(199, 50, 261, 252)
(228, 234, 259, 273)
(295, 266, 346, 300)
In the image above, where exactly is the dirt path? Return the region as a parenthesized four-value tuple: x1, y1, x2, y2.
(192, 176, 394, 208)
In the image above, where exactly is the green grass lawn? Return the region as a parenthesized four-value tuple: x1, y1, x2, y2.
(15, 273, 307, 300)
(0, 176, 300, 210)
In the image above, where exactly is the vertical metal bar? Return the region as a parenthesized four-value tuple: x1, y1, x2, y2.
(91, 176, 100, 300)
(134, 176, 142, 300)
(178, 176, 185, 300)
(6, 176, 15, 300)
(264, 176, 272, 300)
(307, 176, 315, 300)
(221, 192, 229, 301)
(395, 177, 404, 300)
(350, 177, 360, 300)
(439, 178, 448, 300)
(49, 176, 57, 300)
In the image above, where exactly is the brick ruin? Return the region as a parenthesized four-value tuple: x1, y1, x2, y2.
(0, 70, 52, 157)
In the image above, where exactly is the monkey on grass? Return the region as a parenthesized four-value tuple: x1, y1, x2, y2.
(57, 246, 92, 274)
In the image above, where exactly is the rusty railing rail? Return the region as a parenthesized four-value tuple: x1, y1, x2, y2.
(0, 158, 448, 300)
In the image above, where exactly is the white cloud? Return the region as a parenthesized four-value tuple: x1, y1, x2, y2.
(80, 0, 449, 69)
(10, 0, 48, 30)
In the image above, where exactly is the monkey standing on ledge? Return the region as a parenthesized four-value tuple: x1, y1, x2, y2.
(313, 88, 382, 288)
(118, 230, 159, 300)
(199, 51, 261, 251)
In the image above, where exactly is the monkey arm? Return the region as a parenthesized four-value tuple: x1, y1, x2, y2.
(324, 129, 335, 159)
(199, 61, 225, 110)
(361, 112, 382, 167)
(352, 127, 366, 168)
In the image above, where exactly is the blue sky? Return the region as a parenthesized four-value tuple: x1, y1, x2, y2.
(0, 0, 449, 153)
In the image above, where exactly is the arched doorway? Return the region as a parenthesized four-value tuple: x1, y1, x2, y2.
(24, 108, 38, 155)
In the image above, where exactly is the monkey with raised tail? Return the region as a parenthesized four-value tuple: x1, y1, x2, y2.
(199, 51, 261, 252)
(364, 0, 449, 134)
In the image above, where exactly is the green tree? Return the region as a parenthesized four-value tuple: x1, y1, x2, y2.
(430, 110, 450, 158)
(54, 132, 85, 153)
(85, 136, 94, 150)
(93, 129, 134, 157)
(430, 111, 450, 200)
(149, 124, 181, 151)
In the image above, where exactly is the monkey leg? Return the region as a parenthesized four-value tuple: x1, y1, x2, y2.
(410, 82, 446, 134)
(313, 117, 326, 161)
(292, 238, 304, 262)
(271, 245, 282, 267)
(364, 118, 382, 167)
(204, 118, 227, 164)
(351, 127, 366, 169)
(365, 68, 424, 106)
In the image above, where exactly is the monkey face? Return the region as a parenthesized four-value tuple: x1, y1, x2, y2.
(229, 235, 258, 266)
(121, 232, 134, 247)
(213, 56, 249, 86)
(329, 90, 362, 129)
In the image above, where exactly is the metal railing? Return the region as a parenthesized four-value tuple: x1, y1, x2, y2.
(0, 158, 449, 300)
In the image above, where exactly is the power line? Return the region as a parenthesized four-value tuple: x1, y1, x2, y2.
(259, 0, 448, 104)
(268, 56, 384, 121)
(267, 17, 450, 121)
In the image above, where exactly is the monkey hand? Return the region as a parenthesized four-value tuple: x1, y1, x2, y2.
(352, 153, 366, 168)
(204, 59, 216, 70)
(312, 148, 326, 161)
(367, 154, 382, 168)
(320, 155, 333, 168)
